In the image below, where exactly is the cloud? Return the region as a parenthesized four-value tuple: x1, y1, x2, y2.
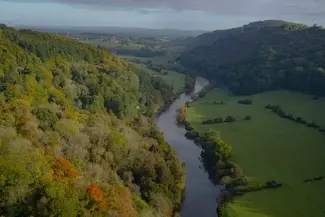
(4, 0, 325, 16)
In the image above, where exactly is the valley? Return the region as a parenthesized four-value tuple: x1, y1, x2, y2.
(1, 16, 325, 217)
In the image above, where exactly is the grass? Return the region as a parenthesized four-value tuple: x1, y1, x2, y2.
(133, 63, 186, 94)
(187, 89, 325, 217)
(158, 70, 186, 94)
(119, 55, 177, 66)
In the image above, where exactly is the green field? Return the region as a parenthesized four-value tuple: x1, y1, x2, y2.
(119, 55, 177, 66)
(158, 70, 186, 93)
(133, 63, 186, 94)
(187, 89, 325, 217)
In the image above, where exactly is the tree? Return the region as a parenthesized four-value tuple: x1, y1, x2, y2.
(32, 107, 59, 131)
(244, 115, 252, 121)
(176, 104, 187, 124)
(224, 116, 236, 122)
(104, 95, 126, 117)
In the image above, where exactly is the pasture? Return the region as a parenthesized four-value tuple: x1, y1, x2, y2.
(187, 89, 325, 217)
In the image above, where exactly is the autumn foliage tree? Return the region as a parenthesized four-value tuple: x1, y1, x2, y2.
(176, 104, 187, 124)
(53, 156, 80, 181)
(86, 184, 107, 211)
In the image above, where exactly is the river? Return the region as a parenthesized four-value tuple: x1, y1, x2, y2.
(157, 77, 221, 217)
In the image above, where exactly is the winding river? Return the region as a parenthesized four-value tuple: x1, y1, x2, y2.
(157, 77, 221, 217)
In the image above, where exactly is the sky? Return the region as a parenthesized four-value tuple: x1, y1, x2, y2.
(1, 0, 325, 30)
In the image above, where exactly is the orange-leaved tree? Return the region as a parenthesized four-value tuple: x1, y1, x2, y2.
(53, 156, 80, 182)
(86, 184, 107, 211)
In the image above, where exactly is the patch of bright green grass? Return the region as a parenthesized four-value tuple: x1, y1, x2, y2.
(118, 55, 177, 66)
(187, 89, 325, 217)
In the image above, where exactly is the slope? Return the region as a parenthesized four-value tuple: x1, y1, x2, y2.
(180, 20, 325, 96)
(0, 26, 185, 217)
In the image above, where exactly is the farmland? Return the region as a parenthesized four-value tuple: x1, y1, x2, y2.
(187, 89, 325, 217)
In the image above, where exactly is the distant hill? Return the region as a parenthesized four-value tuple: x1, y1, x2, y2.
(15, 25, 207, 39)
(180, 20, 325, 96)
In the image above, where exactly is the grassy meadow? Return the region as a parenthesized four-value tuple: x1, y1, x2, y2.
(158, 70, 186, 93)
(133, 63, 186, 94)
(119, 55, 177, 66)
(187, 89, 325, 217)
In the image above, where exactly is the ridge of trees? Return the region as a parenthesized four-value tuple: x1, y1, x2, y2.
(180, 20, 325, 96)
(0, 26, 185, 217)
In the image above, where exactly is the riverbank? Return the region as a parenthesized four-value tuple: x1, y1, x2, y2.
(185, 88, 325, 217)
(157, 77, 221, 217)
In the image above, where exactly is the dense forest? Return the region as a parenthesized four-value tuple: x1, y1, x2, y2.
(180, 20, 325, 96)
(0, 25, 185, 217)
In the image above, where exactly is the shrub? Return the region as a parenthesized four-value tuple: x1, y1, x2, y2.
(237, 99, 252, 105)
(243, 115, 252, 121)
(213, 117, 224, 123)
(224, 116, 236, 123)
(185, 130, 199, 139)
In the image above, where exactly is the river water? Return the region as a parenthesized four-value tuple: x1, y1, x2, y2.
(157, 77, 221, 217)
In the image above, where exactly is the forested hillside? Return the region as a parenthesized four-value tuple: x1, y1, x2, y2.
(180, 20, 325, 95)
(0, 26, 185, 217)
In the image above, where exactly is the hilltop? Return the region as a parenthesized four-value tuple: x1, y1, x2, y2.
(180, 20, 325, 95)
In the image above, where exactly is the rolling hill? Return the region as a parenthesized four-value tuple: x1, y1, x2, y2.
(180, 20, 325, 96)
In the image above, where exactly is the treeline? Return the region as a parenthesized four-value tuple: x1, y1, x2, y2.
(265, 105, 325, 133)
(0, 26, 185, 217)
(202, 116, 236, 124)
(180, 20, 325, 96)
(184, 121, 278, 217)
(183, 127, 248, 198)
(202, 115, 252, 125)
(184, 129, 234, 181)
(237, 99, 253, 105)
(191, 84, 214, 102)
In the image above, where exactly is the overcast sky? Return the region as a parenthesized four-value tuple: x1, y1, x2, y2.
(1, 0, 325, 30)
